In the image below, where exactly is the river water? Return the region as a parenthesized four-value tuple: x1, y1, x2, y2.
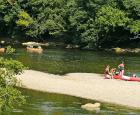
(2, 48, 140, 75)
(3, 88, 140, 115)
(1, 48, 140, 114)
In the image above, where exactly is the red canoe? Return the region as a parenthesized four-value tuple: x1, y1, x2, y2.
(128, 77, 140, 82)
(113, 75, 140, 82)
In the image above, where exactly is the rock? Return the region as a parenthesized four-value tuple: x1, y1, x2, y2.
(66, 44, 79, 49)
(105, 47, 140, 53)
(22, 42, 49, 47)
(105, 48, 112, 51)
(112, 47, 125, 53)
(1, 41, 5, 44)
(66, 44, 72, 49)
(81, 103, 101, 111)
(134, 48, 140, 53)
(121, 48, 140, 53)
(75, 45, 79, 48)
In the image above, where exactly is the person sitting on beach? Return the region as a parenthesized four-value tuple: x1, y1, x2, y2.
(110, 68, 116, 77)
(104, 65, 112, 79)
(132, 74, 137, 77)
(27, 45, 33, 48)
(38, 46, 42, 49)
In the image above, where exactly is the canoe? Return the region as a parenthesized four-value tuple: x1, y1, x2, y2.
(128, 77, 140, 82)
(113, 75, 140, 82)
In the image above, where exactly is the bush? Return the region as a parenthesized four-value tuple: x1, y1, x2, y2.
(0, 57, 26, 112)
(5, 46, 16, 54)
(0, 57, 26, 74)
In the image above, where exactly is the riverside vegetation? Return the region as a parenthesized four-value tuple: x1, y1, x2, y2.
(0, 57, 26, 112)
(0, 0, 140, 48)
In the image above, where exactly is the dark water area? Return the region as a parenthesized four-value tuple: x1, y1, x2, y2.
(1, 48, 140, 76)
(2, 88, 140, 115)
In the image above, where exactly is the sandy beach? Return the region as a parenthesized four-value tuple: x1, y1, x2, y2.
(17, 70, 140, 109)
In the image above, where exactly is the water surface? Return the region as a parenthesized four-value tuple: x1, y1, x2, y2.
(3, 88, 140, 115)
(2, 48, 140, 75)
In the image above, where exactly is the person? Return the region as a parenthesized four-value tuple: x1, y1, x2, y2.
(27, 45, 33, 48)
(110, 68, 116, 77)
(132, 74, 137, 77)
(118, 61, 125, 77)
(38, 46, 42, 49)
(104, 65, 112, 79)
(113, 70, 123, 79)
(118, 61, 131, 80)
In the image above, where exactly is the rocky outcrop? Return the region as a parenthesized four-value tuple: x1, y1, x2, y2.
(112, 47, 125, 53)
(81, 103, 101, 111)
(65, 44, 79, 49)
(22, 42, 49, 47)
(124, 48, 140, 53)
(111, 47, 140, 53)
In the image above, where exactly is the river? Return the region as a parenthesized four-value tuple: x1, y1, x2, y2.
(1, 48, 140, 114)
(2, 48, 140, 75)
(2, 88, 140, 115)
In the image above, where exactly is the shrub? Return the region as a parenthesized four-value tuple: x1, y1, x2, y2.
(0, 57, 26, 111)
(5, 46, 16, 54)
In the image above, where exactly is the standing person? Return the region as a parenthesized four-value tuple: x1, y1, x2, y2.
(118, 61, 125, 77)
(117, 61, 130, 80)
(104, 65, 112, 79)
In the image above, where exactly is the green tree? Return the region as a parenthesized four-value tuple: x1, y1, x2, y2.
(128, 20, 140, 33)
(95, 5, 130, 47)
(0, 0, 140, 48)
(23, 0, 66, 39)
(0, 0, 21, 37)
(16, 11, 33, 27)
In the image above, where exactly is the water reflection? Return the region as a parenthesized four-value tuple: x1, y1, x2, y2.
(3, 88, 140, 115)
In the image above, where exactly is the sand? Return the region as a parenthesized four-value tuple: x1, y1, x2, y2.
(17, 70, 140, 108)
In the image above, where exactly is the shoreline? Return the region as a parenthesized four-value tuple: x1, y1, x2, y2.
(17, 70, 140, 109)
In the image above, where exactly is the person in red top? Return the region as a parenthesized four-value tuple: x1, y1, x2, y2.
(118, 61, 125, 77)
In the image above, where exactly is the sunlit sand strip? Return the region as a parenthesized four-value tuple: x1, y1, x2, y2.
(17, 70, 140, 109)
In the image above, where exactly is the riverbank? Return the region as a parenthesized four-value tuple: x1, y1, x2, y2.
(17, 70, 140, 109)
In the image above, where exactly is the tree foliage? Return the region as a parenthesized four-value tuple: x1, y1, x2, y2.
(16, 11, 33, 27)
(0, 0, 140, 48)
(128, 20, 140, 33)
(96, 6, 129, 28)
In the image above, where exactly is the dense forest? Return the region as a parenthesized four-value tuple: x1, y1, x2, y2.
(0, 0, 140, 48)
